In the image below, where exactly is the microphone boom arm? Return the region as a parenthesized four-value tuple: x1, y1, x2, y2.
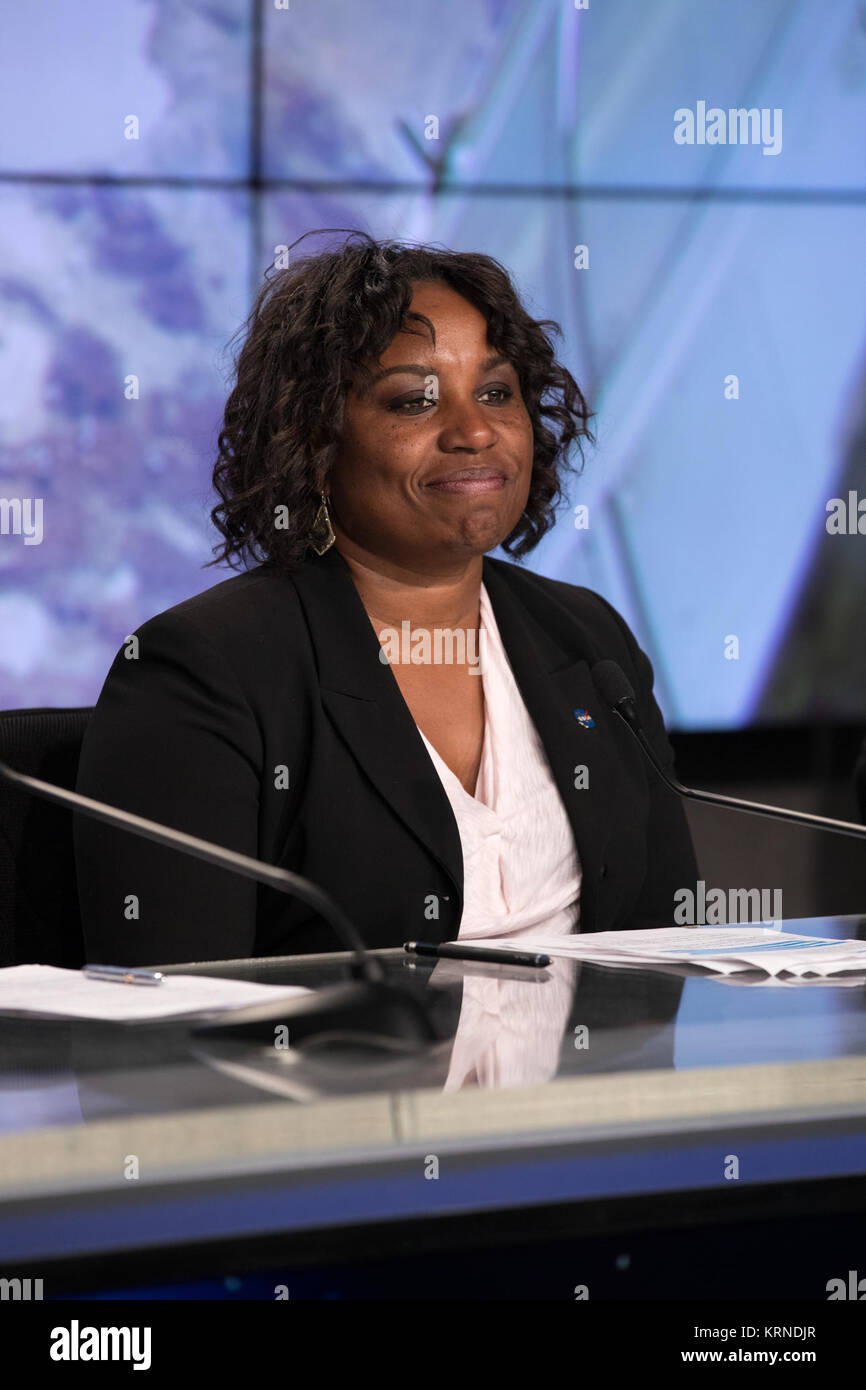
(0, 758, 385, 980)
(609, 707, 866, 842)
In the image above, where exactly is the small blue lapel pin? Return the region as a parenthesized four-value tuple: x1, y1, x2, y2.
(573, 708, 595, 729)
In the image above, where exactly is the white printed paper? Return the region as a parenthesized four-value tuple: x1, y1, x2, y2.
(0, 964, 309, 1022)
(463, 928, 866, 978)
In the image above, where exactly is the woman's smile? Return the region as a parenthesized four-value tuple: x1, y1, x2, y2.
(425, 466, 508, 496)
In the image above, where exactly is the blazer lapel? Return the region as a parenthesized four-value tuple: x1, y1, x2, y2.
(291, 546, 465, 901)
(481, 557, 625, 934)
(291, 546, 627, 935)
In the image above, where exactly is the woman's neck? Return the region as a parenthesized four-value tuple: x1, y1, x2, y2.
(334, 539, 484, 632)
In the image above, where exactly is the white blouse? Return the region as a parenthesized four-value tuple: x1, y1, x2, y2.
(418, 582, 582, 941)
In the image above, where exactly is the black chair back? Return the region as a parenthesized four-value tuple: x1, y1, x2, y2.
(0, 707, 92, 967)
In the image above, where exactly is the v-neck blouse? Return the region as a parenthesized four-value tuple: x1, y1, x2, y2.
(418, 583, 582, 940)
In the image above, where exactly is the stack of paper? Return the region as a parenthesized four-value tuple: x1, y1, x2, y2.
(465, 928, 866, 978)
(0, 964, 310, 1022)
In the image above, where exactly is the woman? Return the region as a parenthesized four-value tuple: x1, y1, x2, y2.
(74, 232, 698, 966)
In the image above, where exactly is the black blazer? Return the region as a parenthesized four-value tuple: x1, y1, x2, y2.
(74, 546, 698, 965)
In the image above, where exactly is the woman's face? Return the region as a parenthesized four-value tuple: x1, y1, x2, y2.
(327, 280, 535, 573)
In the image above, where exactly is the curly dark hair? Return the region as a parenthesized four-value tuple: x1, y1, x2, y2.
(208, 229, 595, 573)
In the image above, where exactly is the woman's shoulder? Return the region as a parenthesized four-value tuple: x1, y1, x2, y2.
(119, 562, 316, 705)
(484, 554, 636, 645)
(134, 562, 305, 650)
(156, 561, 295, 623)
(484, 555, 661, 711)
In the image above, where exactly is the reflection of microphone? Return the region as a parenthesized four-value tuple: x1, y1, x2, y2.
(0, 759, 436, 1046)
(592, 660, 866, 842)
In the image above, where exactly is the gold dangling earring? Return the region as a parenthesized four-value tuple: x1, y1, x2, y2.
(310, 491, 335, 555)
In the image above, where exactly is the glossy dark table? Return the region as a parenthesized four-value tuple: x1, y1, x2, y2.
(2, 914, 866, 1299)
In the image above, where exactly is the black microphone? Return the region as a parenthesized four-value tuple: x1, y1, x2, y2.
(0, 758, 437, 1047)
(592, 659, 866, 842)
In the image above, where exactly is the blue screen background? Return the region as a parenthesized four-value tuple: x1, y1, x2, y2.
(1, 0, 864, 730)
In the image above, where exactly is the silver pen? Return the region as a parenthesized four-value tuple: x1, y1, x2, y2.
(83, 964, 164, 986)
